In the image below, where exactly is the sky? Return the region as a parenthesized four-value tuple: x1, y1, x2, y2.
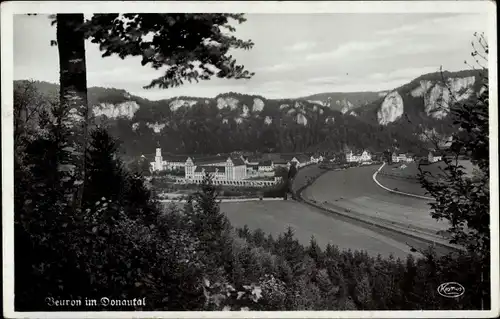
(14, 13, 488, 100)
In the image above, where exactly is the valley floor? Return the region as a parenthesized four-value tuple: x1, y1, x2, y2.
(220, 163, 459, 260)
(220, 200, 416, 260)
(302, 165, 449, 234)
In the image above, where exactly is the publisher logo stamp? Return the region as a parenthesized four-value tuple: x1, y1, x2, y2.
(437, 282, 465, 298)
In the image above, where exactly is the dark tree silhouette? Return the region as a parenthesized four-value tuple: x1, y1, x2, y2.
(418, 33, 490, 309)
(52, 13, 255, 209)
(56, 14, 89, 209)
(419, 33, 489, 256)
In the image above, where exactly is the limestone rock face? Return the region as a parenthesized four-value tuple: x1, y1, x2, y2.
(93, 101, 140, 119)
(410, 76, 476, 119)
(217, 97, 239, 110)
(264, 116, 273, 125)
(252, 98, 265, 112)
(169, 99, 197, 111)
(377, 91, 404, 125)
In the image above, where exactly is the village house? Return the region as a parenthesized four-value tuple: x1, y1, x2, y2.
(312, 155, 325, 163)
(345, 150, 372, 163)
(279, 154, 314, 168)
(296, 154, 314, 167)
(327, 152, 345, 163)
(258, 160, 274, 172)
(428, 151, 444, 163)
(391, 152, 415, 163)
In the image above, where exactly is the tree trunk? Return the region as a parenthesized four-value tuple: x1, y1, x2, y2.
(56, 14, 89, 209)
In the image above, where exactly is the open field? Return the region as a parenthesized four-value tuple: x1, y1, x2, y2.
(220, 200, 418, 259)
(381, 160, 477, 180)
(376, 174, 429, 197)
(377, 160, 476, 197)
(302, 165, 449, 235)
(161, 164, 455, 259)
(290, 164, 328, 193)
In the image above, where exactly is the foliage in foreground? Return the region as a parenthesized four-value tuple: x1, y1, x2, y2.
(418, 33, 490, 308)
(15, 124, 488, 310)
(14, 57, 490, 310)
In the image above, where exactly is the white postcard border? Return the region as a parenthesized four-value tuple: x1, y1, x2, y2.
(2, 1, 498, 318)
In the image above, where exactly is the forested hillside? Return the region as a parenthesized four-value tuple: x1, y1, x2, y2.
(16, 69, 483, 157)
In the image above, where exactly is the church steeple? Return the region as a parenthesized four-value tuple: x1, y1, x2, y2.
(155, 140, 162, 161)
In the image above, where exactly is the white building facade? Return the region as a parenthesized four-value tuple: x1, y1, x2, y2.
(185, 157, 248, 181)
(346, 150, 372, 163)
(428, 151, 443, 163)
(391, 152, 414, 163)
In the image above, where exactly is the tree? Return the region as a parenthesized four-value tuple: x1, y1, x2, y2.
(187, 173, 232, 275)
(418, 33, 490, 309)
(138, 156, 152, 176)
(52, 13, 255, 209)
(14, 100, 82, 310)
(288, 163, 298, 180)
(306, 235, 324, 267)
(418, 33, 489, 256)
(84, 127, 126, 206)
(56, 14, 90, 209)
(13, 80, 53, 149)
(354, 273, 372, 309)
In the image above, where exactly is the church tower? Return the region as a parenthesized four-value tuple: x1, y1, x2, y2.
(155, 142, 163, 171)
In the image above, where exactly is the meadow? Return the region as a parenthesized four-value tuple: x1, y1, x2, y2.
(377, 160, 477, 197)
(220, 200, 416, 259)
(302, 165, 449, 236)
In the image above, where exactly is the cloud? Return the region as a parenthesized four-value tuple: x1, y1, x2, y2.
(286, 41, 316, 52)
(257, 80, 287, 87)
(376, 14, 487, 37)
(87, 66, 164, 87)
(305, 39, 393, 61)
(13, 13, 489, 101)
(306, 76, 343, 85)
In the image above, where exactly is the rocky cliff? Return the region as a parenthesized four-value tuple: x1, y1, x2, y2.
(15, 69, 485, 156)
(359, 70, 483, 127)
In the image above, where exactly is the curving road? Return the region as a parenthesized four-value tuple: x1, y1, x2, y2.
(302, 165, 449, 235)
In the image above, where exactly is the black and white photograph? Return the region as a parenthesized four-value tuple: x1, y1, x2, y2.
(1, 1, 498, 318)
